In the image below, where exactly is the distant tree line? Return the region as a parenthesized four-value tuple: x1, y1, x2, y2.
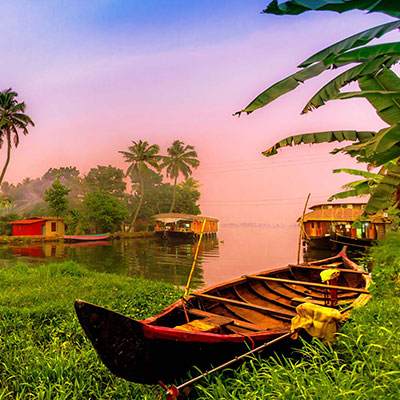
(0, 140, 201, 235)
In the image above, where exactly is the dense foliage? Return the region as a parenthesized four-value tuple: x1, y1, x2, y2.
(0, 139, 202, 233)
(237, 1, 400, 215)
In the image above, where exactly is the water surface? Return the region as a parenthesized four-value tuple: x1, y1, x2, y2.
(1, 225, 310, 289)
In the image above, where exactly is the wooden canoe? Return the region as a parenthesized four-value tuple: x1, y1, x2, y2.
(63, 233, 110, 242)
(75, 251, 370, 384)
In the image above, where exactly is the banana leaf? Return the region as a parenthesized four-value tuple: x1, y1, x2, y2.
(333, 90, 400, 100)
(365, 162, 400, 213)
(263, 130, 376, 157)
(330, 42, 400, 66)
(328, 184, 373, 201)
(332, 168, 382, 179)
(358, 68, 400, 125)
(263, 1, 400, 19)
(302, 55, 400, 113)
(234, 62, 326, 115)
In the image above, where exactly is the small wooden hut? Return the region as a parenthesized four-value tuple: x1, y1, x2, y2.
(9, 217, 66, 237)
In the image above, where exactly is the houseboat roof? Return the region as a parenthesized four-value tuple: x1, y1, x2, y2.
(299, 205, 390, 224)
(309, 203, 366, 210)
(152, 213, 219, 223)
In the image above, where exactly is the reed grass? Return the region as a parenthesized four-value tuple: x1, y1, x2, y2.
(193, 234, 400, 399)
(0, 261, 182, 399)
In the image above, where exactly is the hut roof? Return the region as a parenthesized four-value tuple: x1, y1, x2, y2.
(152, 213, 219, 223)
(8, 218, 45, 225)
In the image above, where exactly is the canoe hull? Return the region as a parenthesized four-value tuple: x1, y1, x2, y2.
(63, 233, 110, 242)
(75, 300, 290, 384)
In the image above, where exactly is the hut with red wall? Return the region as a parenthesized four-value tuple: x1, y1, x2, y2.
(9, 217, 66, 237)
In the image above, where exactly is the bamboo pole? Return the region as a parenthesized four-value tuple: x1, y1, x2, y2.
(184, 218, 207, 297)
(297, 193, 311, 264)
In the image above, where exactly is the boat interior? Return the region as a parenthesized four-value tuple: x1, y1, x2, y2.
(149, 257, 369, 335)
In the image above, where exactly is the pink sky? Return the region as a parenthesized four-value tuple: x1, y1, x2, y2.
(1, 2, 396, 224)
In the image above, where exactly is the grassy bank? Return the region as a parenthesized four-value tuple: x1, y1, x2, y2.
(192, 234, 400, 399)
(0, 262, 182, 399)
(1, 236, 399, 399)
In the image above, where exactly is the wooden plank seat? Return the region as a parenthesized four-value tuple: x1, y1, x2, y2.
(187, 308, 264, 332)
(244, 275, 369, 294)
(192, 293, 295, 319)
(289, 264, 368, 275)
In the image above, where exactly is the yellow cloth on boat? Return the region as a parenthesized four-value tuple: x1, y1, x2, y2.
(320, 268, 341, 283)
(173, 319, 219, 333)
(291, 303, 343, 344)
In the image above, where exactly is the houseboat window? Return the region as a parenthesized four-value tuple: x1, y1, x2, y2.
(342, 204, 348, 208)
(51, 222, 56, 232)
(317, 222, 321, 228)
(311, 222, 315, 228)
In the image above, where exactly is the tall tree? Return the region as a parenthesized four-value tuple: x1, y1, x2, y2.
(44, 174, 71, 218)
(84, 165, 126, 198)
(0, 89, 34, 185)
(161, 140, 200, 213)
(119, 140, 161, 229)
(236, 1, 400, 214)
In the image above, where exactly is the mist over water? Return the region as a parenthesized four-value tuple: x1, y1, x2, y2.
(0, 225, 302, 288)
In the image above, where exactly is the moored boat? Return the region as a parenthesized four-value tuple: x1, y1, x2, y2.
(75, 251, 370, 384)
(153, 213, 218, 240)
(63, 233, 110, 242)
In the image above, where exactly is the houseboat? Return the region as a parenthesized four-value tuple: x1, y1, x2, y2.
(299, 203, 391, 250)
(153, 213, 219, 240)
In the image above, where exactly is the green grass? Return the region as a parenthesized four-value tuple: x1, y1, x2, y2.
(1, 234, 400, 399)
(0, 261, 182, 399)
(192, 234, 400, 399)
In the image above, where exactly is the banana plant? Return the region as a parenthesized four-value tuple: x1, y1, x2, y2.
(236, 1, 400, 214)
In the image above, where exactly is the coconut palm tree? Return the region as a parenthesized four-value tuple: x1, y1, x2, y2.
(0, 89, 34, 186)
(161, 140, 200, 213)
(119, 140, 161, 229)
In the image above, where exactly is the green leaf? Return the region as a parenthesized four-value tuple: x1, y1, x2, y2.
(234, 62, 326, 115)
(332, 90, 400, 100)
(263, 1, 400, 19)
(328, 184, 372, 201)
(358, 68, 400, 125)
(263, 130, 376, 157)
(365, 162, 400, 213)
(331, 42, 400, 66)
(302, 56, 399, 113)
(332, 168, 382, 179)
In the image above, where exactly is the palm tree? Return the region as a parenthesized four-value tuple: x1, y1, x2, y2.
(119, 140, 161, 229)
(161, 140, 200, 213)
(0, 89, 34, 186)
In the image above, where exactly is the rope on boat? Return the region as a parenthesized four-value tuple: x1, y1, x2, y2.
(159, 330, 296, 399)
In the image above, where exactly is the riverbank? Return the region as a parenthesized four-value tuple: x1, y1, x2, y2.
(192, 234, 400, 399)
(0, 231, 155, 244)
(1, 235, 399, 399)
(0, 261, 182, 399)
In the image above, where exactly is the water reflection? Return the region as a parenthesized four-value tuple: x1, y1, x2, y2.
(1, 237, 220, 289)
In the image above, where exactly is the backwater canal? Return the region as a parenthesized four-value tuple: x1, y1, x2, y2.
(0, 225, 334, 289)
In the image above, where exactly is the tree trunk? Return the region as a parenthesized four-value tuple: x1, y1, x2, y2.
(0, 130, 12, 186)
(169, 175, 178, 213)
(131, 176, 144, 231)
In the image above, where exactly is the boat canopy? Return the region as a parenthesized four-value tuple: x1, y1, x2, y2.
(152, 213, 219, 224)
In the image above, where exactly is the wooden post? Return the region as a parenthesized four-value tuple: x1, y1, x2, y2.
(297, 193, 311, 264)
(184, 218, 207, 297)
